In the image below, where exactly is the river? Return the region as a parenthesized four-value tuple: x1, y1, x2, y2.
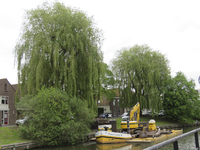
(31, 126, 200, 150)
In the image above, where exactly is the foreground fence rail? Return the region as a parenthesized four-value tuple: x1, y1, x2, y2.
(143, 128, 200, 150)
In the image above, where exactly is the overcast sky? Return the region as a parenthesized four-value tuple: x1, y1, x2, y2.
(1, 0, 200, 89)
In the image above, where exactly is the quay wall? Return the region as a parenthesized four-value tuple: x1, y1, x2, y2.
(0, 142, 38, 150)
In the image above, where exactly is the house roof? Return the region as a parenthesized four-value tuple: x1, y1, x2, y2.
(0, 78, 7, 86)
(12, 84, 18, 91)
(0, 78, 17, 92)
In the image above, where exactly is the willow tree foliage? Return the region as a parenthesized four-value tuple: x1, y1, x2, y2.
(101, 63, 115, 89)
(100, 63, 116, 100)
(14, 2, 103, 109)
(111, 44, 170, 112)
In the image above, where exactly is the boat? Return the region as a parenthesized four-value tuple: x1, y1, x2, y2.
(95, 129, 183, 144)
(95, 131, 132, 144)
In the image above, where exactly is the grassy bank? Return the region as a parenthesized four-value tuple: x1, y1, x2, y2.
(116, 116, 195, 129)
(0, 126, 30, 145)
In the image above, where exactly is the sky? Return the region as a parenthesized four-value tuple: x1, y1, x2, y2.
(1, 0, 200, 89)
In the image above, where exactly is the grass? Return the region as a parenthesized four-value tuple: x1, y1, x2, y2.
(0, 126, 31, 146)
(115, 116, 196, 129)
(116, 118, 122, 129)
(141, 116, 180, 126)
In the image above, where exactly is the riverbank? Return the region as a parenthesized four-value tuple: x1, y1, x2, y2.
(6, 126, 199, 150)
(1, 118, 199, 149)
(0, 126, 96, 149)
(0, 142, 38, 150)
(0, 126, 31, 146)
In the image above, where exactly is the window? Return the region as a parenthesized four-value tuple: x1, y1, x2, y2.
(2, 97, 5, 104)
(118, 108, 121, 116)
(6, 97, 8, 104)
(1, 97, 8, 104)
(4, 84, 7, 91)
(113, 100, 115, 106)
(114, 108, 116, 116)
(1, 111, 3, 125)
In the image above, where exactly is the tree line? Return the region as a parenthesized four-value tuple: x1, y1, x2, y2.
(14, 2, 200, 146)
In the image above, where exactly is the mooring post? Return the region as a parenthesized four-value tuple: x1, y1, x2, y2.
(173, 141, 178, 150)
(127, 120, 130, 134)
(195, 132, 199, 149)
(26, 144, 30, 150)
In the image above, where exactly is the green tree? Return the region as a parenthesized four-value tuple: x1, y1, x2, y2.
(163, 72, 200, 121)
(101, 63, 115, 89)
(14, 2, 103, 110)
(101, 63, 116, 100)
(111, 44, 170, 112)
(18, 87, 95, 146)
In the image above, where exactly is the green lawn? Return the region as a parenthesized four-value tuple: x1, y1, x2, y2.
(141, 117, 178, 126)
(0, 126, 31, 145)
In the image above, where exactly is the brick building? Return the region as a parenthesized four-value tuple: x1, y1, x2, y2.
(98, 89, 130, 117)
(0, 79, 17, 125)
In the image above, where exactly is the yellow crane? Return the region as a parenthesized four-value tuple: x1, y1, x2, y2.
(121, 102, 140, 131)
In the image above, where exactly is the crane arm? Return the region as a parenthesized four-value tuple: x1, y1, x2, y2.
(129, 102, 140, 123)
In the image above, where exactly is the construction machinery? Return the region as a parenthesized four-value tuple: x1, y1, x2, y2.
(95, 102, 183, 144)
(121, 102, 142, 132)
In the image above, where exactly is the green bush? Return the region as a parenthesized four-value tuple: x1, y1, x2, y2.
(18, 87, 95, 146)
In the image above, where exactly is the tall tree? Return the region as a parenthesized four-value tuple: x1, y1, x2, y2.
(163, 72, 200, 121)
(111, 44, 170, 112)
(14, 2, 103, 110)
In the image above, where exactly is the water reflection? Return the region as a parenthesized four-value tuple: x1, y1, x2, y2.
(96, 143, 132, 150)
(96, 143, 149, 150)
(32, 126, 200, 150)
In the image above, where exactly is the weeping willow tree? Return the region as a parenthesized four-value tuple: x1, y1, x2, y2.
(14, 2, 103, 110)
(111, 44, 170, 112)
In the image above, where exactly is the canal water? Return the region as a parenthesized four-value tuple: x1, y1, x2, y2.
(32, 126, 200, 150)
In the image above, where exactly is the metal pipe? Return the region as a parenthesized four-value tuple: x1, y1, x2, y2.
(143, 128, 200, 150)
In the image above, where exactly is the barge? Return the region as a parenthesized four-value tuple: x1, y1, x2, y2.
(95, 129, 183, 144)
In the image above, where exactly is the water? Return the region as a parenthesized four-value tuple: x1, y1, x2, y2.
(32, 126, 200, 150)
